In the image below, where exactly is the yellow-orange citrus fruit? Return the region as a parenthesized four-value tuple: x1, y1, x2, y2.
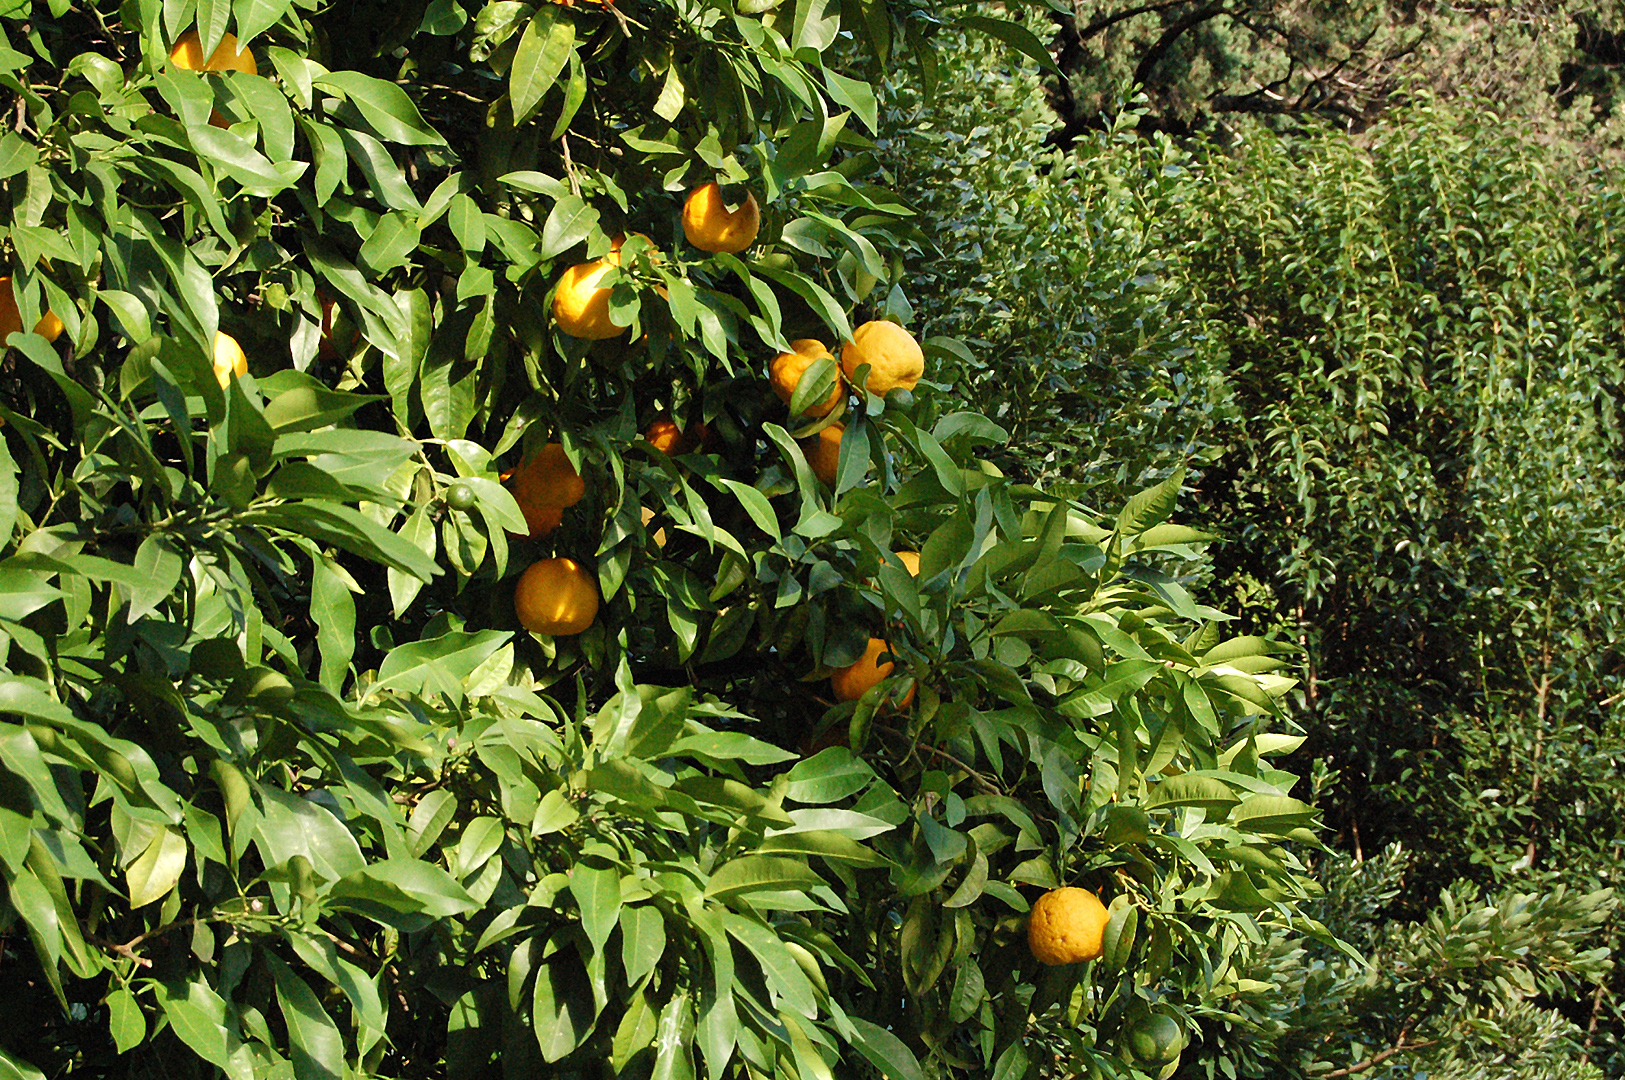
(894, 551, 920, 576)
(515, 444, 586, 508)
(645, 415, 685, 454)
(508, 444, 584, 537)
(212, 331, 248, 388)
(33, 310, 64, 343)
(770, 339, 843, 417)
(682, 183, 760, 254)
(0, 277, 63, 344)
(552, 258, 626, 340)
(842, 320, 924, 397)
(514, 557, 599, 635)
(640, 505, 668, 548)
(170, 30, 258, 74)
(1027, 887, 1109, 966)
(831, 637, 915, 706)
(803, 423, 843, 486)
(522, 503, 563, 538)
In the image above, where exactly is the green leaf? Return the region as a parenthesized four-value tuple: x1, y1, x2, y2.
(847, 1017, 926, 1080)
(531, 789, 579, 836)
(370, 629, 513, 703)
(311, 554, 357, 691)
(620, 905, 666, 986)
(1115, 468, 1185, 540)
(0, 133, 36, 181)
(155, 978, 254, 1080)
(243, 502, 439, 582)
(329, 858, 481, 922)
(823, 70, 878, 133)
(717, 478, 783, 542)
(314, 71, 446, 145)
(990, 1037, 1028, 1080)
(261, 372, 382, 432)
(651, 63, 684, 122)
(533, 946, 597, 1062)
(570, 862, 622, 955)
(668, 730, 797, 765)
(106, 988, 146, 1054)
(268, 957, 345, 1080)
(791, 0, 839, 51)
(127, 535, 182, 623)
(704, 855, 825, 899)
(1143, 773, 1241, 812)
(1101, 901, 1138, 969)
(539, 193, 597, 259)
(256, 785, 366, 881)
(510, 8, 575, 125)
(234, 0, 295, 44)
(785, 748, 875, 804)
(358, 211, 423, 275)
(187, 123, 307, 197)
(648, 992, 694, 1080)
(956, 14, 1060, 74)
(125, 825, 187, 908)
(1228, 795, 1317, 831)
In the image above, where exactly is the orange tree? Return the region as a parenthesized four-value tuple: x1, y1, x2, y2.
(0, 2, 1334, 1078)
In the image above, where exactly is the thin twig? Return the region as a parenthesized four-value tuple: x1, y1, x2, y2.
(920, 743, 1005, 796)
(560, 135, 581, 197)
(87, 917, 202, 968)
(1324, 1033, 1440, 1078)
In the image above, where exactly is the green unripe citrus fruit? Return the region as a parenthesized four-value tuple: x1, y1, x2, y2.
(1127, 1014, 1183, 1066)
(446, 481, 477, 511)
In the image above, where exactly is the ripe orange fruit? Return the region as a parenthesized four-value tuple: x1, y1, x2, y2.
(770, 339, 844, 417)
(553, 234, 664, 340)
(552, 258, 625, 340)
(507, 444, 584, 537)
(170, 30, 258, 74)
(0, 277, 63, 344)
(212, 331, 248, 388)
(682, 183, 760, 255)
(842, 320, 924, 397)
(803, 423, 843, 486)
(645, 415, 685, 454)
(514, 557, 599, 635)
(1027, 887, 1109, 966)
(522, 504, 564, 538)
(831, 637, 914, 706)
(640, 505, 668, 548)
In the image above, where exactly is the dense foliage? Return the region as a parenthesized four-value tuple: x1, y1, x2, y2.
(0, 3, 1328, 1080)
(882, 32, 1625, 1079)
(1039, 0, 1625, 146)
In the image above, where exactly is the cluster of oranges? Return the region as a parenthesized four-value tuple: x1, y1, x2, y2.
(503, 446, 601, 636)
(6, 29, 925, 713)
(772, 321, 925, 485)
(525, 181, 929, 713)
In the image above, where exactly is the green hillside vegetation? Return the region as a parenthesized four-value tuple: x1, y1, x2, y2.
(886, 30, 1625, 1078)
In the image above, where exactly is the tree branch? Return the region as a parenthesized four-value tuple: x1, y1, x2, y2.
(1077, 0, 1197, 41)
(1133, 4, 1226, 89)
(1323, 1033, 1440, 1078)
